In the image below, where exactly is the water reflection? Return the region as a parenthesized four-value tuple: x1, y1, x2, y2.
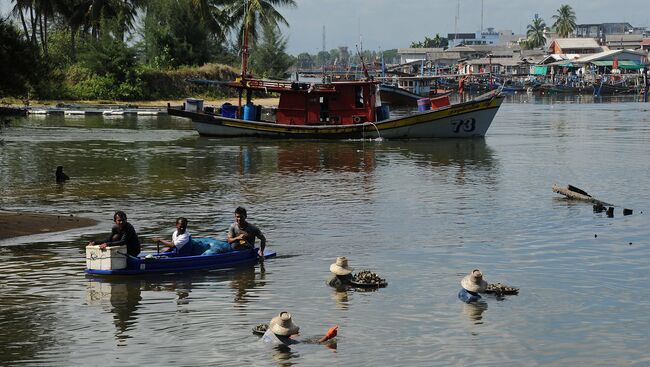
(462, 302, 488, 324)
(193, 138, 377, 174)
(385, 139, 495, 170)
(331, 290, 349, 310)
(230, 262, 266, 304)
(85, 264, 267, 343)
(270, 344, 300, 367)
(0, 295, 57, 364)
(86, 279, 142, 344)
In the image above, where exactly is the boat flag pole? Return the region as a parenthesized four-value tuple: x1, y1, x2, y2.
(239, 0, 251, 117)
(356, 45, 370, 81)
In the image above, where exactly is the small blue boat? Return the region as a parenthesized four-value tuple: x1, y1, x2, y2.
(85, 237, 276, 276)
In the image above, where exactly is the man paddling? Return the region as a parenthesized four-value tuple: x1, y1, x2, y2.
(227, 206, 266, 258)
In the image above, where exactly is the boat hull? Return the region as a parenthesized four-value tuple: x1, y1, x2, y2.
(379, 84, 426, 106)
(379, 84, 452, 107)
(169, 94, 503, 139)
(85, 248, 275, 275)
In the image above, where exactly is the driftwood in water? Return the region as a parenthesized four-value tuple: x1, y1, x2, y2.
(552, 183, 612, 206)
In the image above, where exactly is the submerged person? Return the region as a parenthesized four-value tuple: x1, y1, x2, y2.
(55, 166, 69, 183)
(327, 256, 353, 290)
(458, 269, 488, 304)
(227, 206, 266, 258)
(261, 311, 338, 346)
(87, 210, 141, 257)
(151, 217, 192, 256)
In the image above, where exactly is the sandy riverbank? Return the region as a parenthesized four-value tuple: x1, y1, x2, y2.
(0, 211, 97, 240)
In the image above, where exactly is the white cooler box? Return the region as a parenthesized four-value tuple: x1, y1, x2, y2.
(86, 245, 128, 270)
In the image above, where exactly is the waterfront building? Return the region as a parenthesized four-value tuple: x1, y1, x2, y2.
(547, 38, 603, 55)
(604, 34, 645, 50)
(397, 48, 444, 64)
(575, 22, 647, 44)
(447, 28, 509, 48)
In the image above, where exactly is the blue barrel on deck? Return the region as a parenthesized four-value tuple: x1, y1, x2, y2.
(417, 98, 431, 112)
(221, 103, 237, 118)
(243, 103, 257, 121)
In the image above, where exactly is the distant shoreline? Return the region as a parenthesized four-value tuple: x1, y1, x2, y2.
(2, 97, 281, 109)
(0, 211, 97, 240)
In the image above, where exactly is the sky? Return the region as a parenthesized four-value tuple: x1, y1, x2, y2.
(280, 0, 650, 54)
(2, 0, 648, 55)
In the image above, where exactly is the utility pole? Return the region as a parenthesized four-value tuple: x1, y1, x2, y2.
(322, 25, 326, 54)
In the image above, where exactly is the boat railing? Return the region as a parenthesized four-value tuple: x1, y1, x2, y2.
(245, 79, 337, 92)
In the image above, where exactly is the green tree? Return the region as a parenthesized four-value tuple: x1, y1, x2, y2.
(295, 52, 314, 68)
(525, 14, 547, 48)
(315, 50, 331, 66)
(141, 0, 223, 67)
(250, 24, 293, 79)
(222, 0, 296, 48)
(410, 34, 448, 48)
(552, 4, 576, 38)
(0, 19, 40, 96)
(431, 34, 448, 48)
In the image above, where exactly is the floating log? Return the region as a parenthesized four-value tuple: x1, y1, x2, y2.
(552, 183, 612, 206)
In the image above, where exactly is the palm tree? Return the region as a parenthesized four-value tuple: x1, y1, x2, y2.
(526, 15, 548, 48)
(222, 0, 297, 48)
(552, 4, 576, 38)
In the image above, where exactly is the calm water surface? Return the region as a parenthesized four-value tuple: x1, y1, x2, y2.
(1, 95, 650, 366)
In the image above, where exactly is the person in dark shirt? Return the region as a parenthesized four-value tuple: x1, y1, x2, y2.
(327, 256, 353, 290)
(87, 210, 141, 257)
(458, 269, 488, 304)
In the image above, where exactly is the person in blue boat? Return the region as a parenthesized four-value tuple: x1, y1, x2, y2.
(152, 217, 192, 256)
(87, 210, 141, 257)
(261, 311, 338, 346)
(227, 206, 266, 258)
(458, 269, 488, 304)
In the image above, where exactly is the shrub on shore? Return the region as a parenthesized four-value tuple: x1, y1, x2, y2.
(139, 64, 240, 100)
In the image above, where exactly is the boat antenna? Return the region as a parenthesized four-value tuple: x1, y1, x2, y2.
(356, 45, 371, 81)
(241, 0, 251, 80)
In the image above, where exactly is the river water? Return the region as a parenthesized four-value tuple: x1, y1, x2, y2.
(1, 94, 649, 366)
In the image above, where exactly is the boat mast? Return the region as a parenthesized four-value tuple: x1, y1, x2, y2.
(241, 0, 250, 80)
(238, 0, 251, 116)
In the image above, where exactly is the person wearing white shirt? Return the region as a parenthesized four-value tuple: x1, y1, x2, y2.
(152, 217, 192, 256)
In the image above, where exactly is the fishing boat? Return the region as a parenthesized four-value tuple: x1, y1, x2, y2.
(378, 75, 451, 107)
(85, 238, 275, 276)
(592, 81, 638, 95)
(168, 4, 503, 139)
(169, 80, 503, 139)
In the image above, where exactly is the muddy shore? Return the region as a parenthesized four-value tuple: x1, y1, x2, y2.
(0, 211, 97, 240)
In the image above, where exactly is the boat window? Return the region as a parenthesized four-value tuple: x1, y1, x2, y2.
(320, 96, 330, 122)
(355, 86, 364, 108)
